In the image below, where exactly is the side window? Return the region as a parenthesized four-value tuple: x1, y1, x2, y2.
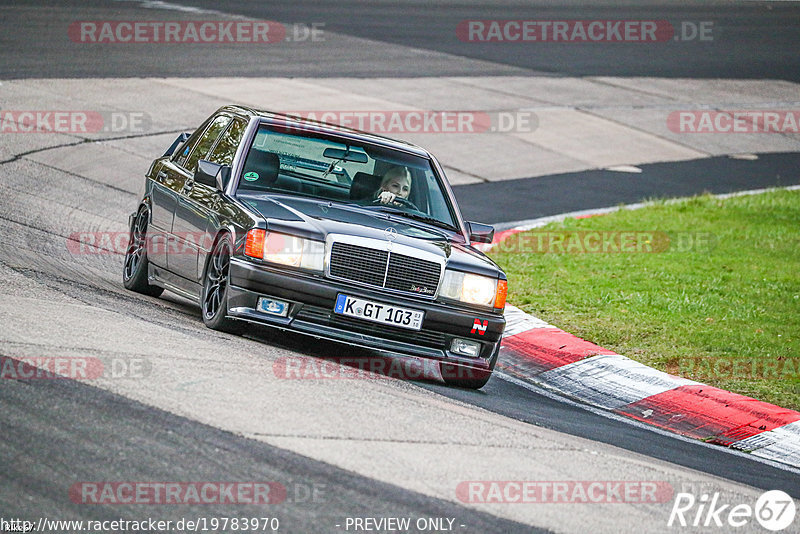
(175, 131, 200, 167)
(207, 118, 246, 167)
(183, 115, 231, 173)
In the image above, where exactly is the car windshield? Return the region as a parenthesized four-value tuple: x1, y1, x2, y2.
(236, 124, 459, 230)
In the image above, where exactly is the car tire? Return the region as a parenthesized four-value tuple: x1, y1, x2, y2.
(122, 206, 164, 298)
(440, 343, 499, 389)
(201, 234, 244, 334)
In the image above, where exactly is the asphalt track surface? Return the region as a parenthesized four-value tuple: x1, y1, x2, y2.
(1, 1, 799, 532)
(178, 0, 800, 81)
(453, 152, 800, 224)
(2, 0, 799, 80)
(2, 375, 536, 533)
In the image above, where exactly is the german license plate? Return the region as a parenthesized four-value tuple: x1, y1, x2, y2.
(334, 294, 424, 331)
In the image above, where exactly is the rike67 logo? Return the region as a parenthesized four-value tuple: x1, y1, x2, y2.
(668, 490, 796, 531)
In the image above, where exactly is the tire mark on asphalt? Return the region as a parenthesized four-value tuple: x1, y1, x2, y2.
(0, 129, 186, 165)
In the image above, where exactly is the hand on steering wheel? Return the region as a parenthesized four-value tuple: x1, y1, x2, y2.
(374, 191, 419, 211)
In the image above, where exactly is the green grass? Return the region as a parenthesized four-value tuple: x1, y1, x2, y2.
(491, 189, 800, 411)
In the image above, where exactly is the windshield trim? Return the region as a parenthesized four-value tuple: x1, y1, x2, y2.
(233, 122, 464, 234)
(235, 191, 466, 243)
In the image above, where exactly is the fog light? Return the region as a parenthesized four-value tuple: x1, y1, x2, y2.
(451, 338, 481, 358)
(257, 297, 289, 317)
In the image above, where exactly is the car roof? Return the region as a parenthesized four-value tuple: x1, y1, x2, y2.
(218, 105, 432, 158)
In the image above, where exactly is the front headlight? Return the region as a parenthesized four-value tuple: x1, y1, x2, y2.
(440, 270, 505, 309)
(245, 229, 324, 272)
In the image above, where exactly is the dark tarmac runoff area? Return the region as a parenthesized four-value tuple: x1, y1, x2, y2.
(453, 152, 800, 224)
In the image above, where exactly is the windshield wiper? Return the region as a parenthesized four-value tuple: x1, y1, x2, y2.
(369, 206, 459, 232)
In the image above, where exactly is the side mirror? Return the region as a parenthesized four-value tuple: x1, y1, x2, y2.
(467, 221, 495, 244)
(163, 132, 191, 157)
(194, 160, 230, 191)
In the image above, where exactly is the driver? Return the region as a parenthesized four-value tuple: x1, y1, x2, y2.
(375, 166, 411, 205)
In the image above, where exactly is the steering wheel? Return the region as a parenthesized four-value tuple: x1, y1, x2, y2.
(373, 196, 419, 211)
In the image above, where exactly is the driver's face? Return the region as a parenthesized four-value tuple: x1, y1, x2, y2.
(383, 176, 411, 198)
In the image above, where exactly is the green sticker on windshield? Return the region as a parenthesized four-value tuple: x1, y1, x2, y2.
(243, 172, 259, 182)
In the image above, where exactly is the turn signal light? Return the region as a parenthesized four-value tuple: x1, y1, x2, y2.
(245, 229, 266, 258)
(494, 279, 507, 310)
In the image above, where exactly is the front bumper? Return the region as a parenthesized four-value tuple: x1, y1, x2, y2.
(228, 257, 505, 369)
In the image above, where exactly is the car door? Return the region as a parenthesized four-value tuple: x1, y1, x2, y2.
(170, 114, 232, 283)
(147, 161, 179, 269)
(146, 117, 211, 270)
(148, 136, 197, 268)
(194, 117, 248, 281)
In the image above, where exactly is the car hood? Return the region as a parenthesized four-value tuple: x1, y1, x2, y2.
(239, 194, 502, 277)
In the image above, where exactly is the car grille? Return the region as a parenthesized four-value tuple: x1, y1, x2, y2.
(328, 241, 441, 297)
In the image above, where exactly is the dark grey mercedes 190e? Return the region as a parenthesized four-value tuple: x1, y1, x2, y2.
(124, 106, 506, 388)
